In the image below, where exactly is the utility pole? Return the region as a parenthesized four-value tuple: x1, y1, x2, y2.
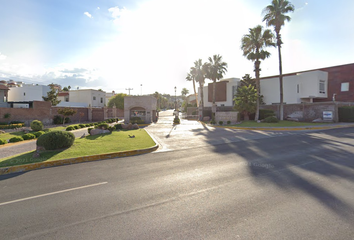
(126, 88, 133, 95)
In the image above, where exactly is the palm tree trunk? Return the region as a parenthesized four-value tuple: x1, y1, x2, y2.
(193, 79, 199, 107)
(199, 81, 204, 120)
(277, 33, 284, 121)
(254, 60, 260, 121)
(212, 79, 216, 121)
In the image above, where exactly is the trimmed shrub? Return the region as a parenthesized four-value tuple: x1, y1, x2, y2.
(30, 120, 43, 131)
(89, 123, 94, 126)
(66, 126, 75, 131)
(85, 124, 90, 127)
(219, 121, 223, 125)
(33, 131, 45, 138)
(37, 131, 75, 150)
(79, 124, 85, 128)
(74, 125, 79, 129)
(0, 139, 7, 145)
(338, 106, 354, 122)
(115, 124, 123, 130)
(22, 133, 36, 140)
(108, 126, 115, 132)
(96, 123, 109, 130)
(263, 116, 279, 123)
(88, 127, 93, 134)
(10, 121, 25, 124)
(9, 136, 24, 143)
(210, 120, 216, 124)
(53, 115, 63, 125)
(227, 120, 231, 125)
(259, 109, 275, 120)
(173, 116, 180, 124)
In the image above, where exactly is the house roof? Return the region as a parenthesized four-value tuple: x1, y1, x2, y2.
(260, 62, 354, 80)
(58, 92, 69, 96)
(0, 85, 9, 90)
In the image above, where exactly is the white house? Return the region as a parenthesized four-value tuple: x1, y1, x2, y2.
(7, 84, 51, 102)
(65, 89, 106, 108)
(260, 70, 328, 104)
(198, 78, 240, 107)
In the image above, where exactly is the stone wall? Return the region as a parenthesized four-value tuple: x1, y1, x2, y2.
(260, 102, 354, 122)
(215, 111, 239, 124)
(0, 101, 124, 125)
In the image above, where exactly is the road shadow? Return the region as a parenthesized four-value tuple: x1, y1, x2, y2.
(191, 126, 354, 220)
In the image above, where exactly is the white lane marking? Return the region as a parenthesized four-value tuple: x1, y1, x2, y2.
(0, 182, 108, 206)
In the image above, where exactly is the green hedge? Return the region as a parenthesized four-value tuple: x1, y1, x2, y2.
(0, 139, 7, 145)
(9, 136, 24, 143)
(338, 106, 354, 122)
(37, 131, 75, 150)
(22, 133, 36, 140)
(263, 116, 279, 123)
(259, 109, 275, 120)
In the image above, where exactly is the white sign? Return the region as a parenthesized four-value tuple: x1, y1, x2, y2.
(323, 111, 333, 120)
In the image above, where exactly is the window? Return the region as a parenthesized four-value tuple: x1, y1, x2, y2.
(341, 82, 349, 92)
(100, 97, 103, 103)
(297, 84, 299, 94)
(93, 96, 96, 100)
(23, 92, 26, 96)
(319, 80, 325, 94)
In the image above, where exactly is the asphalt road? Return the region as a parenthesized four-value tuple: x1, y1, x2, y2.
(1, 113, 354, 239)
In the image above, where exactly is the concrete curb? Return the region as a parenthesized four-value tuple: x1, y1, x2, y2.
(199, 121, 354, 131)
(0, 127, 159, 175)
(0, 144, 159, 176)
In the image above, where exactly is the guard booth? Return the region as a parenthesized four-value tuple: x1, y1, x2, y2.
(124, 96, 157, 124)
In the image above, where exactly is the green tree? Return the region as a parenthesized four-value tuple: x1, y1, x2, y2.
(233, 85, 258, 121)
(190, 59, 208, 119)
(205, 55, 228, 116)
(241, 25, 275, 121)
(62, 86, 69, 91)
(239, 74, 256, 88)
(186, 72, 199, 107)
(43, 85, 61, 106)
(263, 0, 295, 120)
(57, 108, 77, 125)
(107, 93, 127, 109)
(181, 88, 189, 99)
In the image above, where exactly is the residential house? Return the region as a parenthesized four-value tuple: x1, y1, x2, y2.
(62, 89, 106, 108)
(198, 78, 240, 108)
(260, 63, 354, 104)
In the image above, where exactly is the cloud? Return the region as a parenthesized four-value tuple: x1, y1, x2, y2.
(108, 6, 128, 24)
(97, 7, 100, 10)
(84, 12, 93, 18)
(0, 52, 7, 60)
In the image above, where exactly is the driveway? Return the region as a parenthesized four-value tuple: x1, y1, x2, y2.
(146, 110, 297, 152)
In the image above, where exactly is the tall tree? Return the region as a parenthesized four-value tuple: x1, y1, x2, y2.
(205, 55, 228, 116)
(263, 0, 295, 120)
(181, 88, 189, 98)
(233, 85, 258, 121)
(57, 108, 77, 125)
(241, 25, 275, 121)
(107, 93, 127, 109)
(43, 85, 61, 106)
(186, 72, 199, 107)
(190, 59, 208, 120)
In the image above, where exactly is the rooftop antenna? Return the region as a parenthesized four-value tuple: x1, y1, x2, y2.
(126, 88, 133, 95)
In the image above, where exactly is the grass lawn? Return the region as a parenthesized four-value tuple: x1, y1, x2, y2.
(0, 129, 155, 168)
(228, 120, 331, 127)
(0, 126, 66, 141)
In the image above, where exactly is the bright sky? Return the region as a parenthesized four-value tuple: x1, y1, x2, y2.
(0, 0, 353, 96)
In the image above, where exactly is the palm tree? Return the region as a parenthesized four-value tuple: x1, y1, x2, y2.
(190, 59, 208, 120)
(186, 72, 199, 107)
(263, 0, 295, 120)
(206, 55, 228, 107)
(241, 25, 275, 121)
(239, 74, 256, 88)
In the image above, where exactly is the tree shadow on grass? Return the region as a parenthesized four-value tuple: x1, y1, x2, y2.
(191, 126, 354, 221)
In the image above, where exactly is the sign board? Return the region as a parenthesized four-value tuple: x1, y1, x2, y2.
(323, 111, 333, 121)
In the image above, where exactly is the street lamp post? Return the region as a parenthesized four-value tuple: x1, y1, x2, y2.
(174, 86, 177, 110)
